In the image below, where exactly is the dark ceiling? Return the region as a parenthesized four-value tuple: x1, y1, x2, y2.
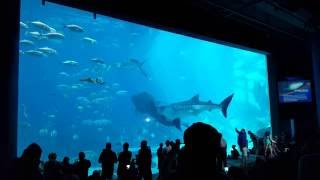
(200, 0, 320, 36)
(45, 0, 320, 50)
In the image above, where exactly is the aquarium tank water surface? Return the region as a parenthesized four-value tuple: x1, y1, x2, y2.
(18, 0, 271, 174)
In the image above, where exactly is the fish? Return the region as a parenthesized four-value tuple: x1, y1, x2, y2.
(19, 121, 31, 128)
(116, 90, 128, 95)
(71, 85, 79, 89)
(114, 58, 148, 79)
(24, 50, 47, 57)
(112, 83, 120, 88)
(39, 128, 49, 136)
(62, 60, 78, 65)
(50, 130, 57, 137)
(19, 39, 34, 46)
(129, 59, 148, 78)
(81, 119, 112, 126)
(64, 24, 84, 32)
(72, 134, 79, 140)
(25, 31, 46, 40)
(132, 92, 234, 130)
(77, 106, 84, 110)
(30, 21, 56, 32)
(20, 21, 29, 29)
(89, 58, 105, 64)
(82, 37, 97, 44)
(58, 72, 70, 77)
(80, 77, 105, 85)
(38, 47, 57, 55)
(22, 104, 28, 119)
(157, 94, 234, 120)
(48, 114, 56, 118)
(131, 92, 181, 130)
(43, 32, 65, 40)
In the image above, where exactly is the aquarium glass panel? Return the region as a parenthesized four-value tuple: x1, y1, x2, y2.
(19, 0, 271, 174)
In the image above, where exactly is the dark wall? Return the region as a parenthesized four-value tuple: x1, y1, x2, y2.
(269, 39, 318, 143)
(311, 33, 320, 131)
(0, 0, 20, 180)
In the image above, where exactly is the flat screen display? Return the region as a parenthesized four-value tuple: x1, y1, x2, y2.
(278, 80, 312, 103)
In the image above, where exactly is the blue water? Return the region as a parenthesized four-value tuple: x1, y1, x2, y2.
(18, 0, 271, 174)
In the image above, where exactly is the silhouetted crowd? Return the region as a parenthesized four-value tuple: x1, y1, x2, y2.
(14, 122, 320, 180)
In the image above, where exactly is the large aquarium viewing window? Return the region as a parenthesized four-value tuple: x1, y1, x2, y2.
(18, 0, 271, 174)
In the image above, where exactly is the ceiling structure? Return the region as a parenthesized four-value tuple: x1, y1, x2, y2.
(197, 0, 319, 38)
(44, 0, 320, 50)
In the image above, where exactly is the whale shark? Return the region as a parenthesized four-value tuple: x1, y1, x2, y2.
(158, 94, 234, 120)
(131, 92, 181, 130)
(131, 92, 234, 130)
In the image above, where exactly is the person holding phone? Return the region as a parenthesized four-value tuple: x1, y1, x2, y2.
(117, 142, 132, 180)
(235, 128, 248, 168)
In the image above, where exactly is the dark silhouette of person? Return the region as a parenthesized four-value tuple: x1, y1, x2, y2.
(61, 157, 72, 174)
(231, 145, 240, 160)
(174, 139, 181, 153)
(248, 130, 258, 155)
(176, 122, 229, 180)
(88, 170, 103, 180)
(157, 143, 165, 180)
(162, 140, 172, 179)
(217, 135, 227, 171)
(164, 140, 171, 153)
(167, 141, 178, 178)
(74, 152, 91, 180)
(44, 152, 63, 180)
(128, 159, 139, 180)
(236, 128, 248, 168)
(99, 142, 117, 180)
(172, 139, 181, 173)
(136, 140, 152, 180)
(117, 142, 132, 180)
(61, 156, 78, 180)
(16, 143, 43, 180)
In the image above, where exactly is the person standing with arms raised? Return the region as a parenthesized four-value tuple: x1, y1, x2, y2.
(235, 128, 248, 168)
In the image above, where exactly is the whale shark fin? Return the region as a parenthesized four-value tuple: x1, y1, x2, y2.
(172, 118, 181, 130)
(220, 94, 234, 118)
(190, 94, 199, 102)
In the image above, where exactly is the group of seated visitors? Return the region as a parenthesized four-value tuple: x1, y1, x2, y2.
(14, 122, 320, 180)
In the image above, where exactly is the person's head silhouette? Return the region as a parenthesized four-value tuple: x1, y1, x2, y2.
(106, 142, 112, 150)
(63, 156, 69, 164)
(48, 152, 57, 161)
(123, 142, 129, 151)
(21, 143, 42, 161)
(177, 122, 222, 179)
(141, 140, 148, 149)
(184, 122, 221, 152)
(79, 152, 85, 160)
(159, 143, 163, 148)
